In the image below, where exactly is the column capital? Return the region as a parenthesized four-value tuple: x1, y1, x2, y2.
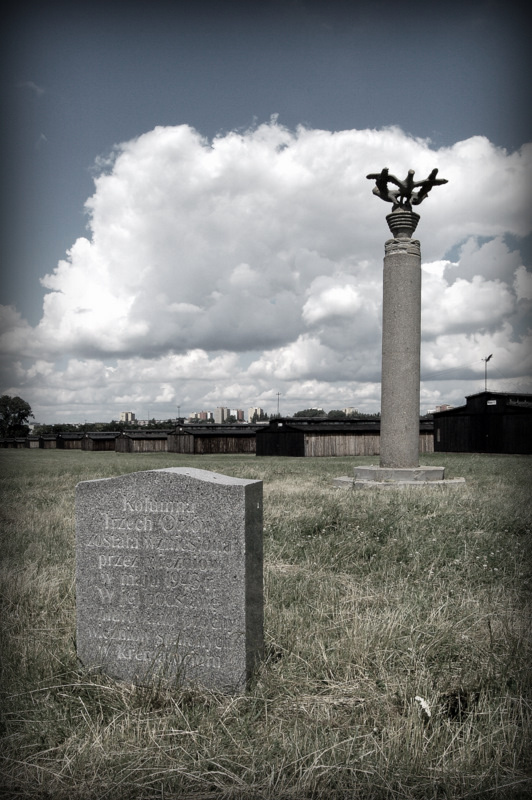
(385, 238, 421, 257)
(386, 210, 420, 238)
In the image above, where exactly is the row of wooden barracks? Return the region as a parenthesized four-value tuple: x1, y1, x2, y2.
(2, 393, 531, 455)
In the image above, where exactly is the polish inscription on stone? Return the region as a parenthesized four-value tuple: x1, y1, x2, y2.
(75, 467, 263, 693)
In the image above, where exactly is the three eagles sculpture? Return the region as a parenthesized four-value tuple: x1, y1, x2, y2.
(366, 168, 448, 211)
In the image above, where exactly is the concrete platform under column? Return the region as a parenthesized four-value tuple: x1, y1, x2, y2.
(354, 465, 445, 482)
(332, 465, 466, 490)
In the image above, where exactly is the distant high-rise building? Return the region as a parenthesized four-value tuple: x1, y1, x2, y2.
(214, 406, 228, 424)
(248, 406, 265, 422)
(120, 411, 136, 423)
(188, 410, 214, 422)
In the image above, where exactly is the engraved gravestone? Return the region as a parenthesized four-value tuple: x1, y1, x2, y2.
(75, 467, 263, 693)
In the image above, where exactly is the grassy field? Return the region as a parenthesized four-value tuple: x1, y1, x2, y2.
(0, 450, 531, 799)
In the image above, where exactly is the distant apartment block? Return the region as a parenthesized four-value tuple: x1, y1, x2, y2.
(214, 407, 228, 424)
(188, 411, 214, 422)
(213, 407, 244, 423)
(120, 411, 136, 423)
(248, 406, 266, 422)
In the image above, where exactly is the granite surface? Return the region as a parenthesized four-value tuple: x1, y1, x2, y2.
(75, 467, 263, 693)
(380, 239, 422, 468)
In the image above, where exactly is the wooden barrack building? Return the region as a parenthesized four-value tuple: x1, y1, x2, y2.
(167, 425, 258, 455)
(57, 432, 84, 449)
(255, 417, 434, 457)
(116, 431, 171, 453)
(433, 391, 532, 454)
(81, 432, 121, 451)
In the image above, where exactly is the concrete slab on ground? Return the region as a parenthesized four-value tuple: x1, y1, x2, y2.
(353, 465, 445, 482)
(332, 475, 466, 490)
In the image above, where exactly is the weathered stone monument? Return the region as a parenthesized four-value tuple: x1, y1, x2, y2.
(334, 168, 464, 488)
(76, 467, 263, 693)
(368, 168, 447, 477)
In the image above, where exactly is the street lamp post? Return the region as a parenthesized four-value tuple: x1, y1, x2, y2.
(483, 354, 493, 392)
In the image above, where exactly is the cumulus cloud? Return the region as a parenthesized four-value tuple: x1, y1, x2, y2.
(446, 236, 523, 284)
(2, 121, 531, 421)
(422, 271, 515, 337)
(302, 277, 366, 324)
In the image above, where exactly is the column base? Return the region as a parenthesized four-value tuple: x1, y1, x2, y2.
(355, 465, 445, 481)
(332, 465, 466, 490)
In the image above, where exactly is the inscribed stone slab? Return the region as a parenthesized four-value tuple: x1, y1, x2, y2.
(75, 467, 263, 693)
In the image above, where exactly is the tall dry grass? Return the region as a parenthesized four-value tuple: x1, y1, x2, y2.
(1, 450, 531, 799)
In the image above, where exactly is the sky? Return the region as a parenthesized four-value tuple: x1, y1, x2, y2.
(1, 0, 531, 423)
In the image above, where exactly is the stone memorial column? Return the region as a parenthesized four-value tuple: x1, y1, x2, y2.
(380, 210, 421, 468)
(343, 168, 456, 487)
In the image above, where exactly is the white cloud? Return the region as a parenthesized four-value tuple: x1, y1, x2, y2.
(248, 335, 340, 382)
(302, 277, 365, 324)
(422, 272, 515, 337)
(2, 122, 531, 421)
(447, 236, 523, 284)
(514, 265, 532, 301)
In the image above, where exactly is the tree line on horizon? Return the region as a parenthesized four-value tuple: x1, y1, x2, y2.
(1, 395, 391, 438)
